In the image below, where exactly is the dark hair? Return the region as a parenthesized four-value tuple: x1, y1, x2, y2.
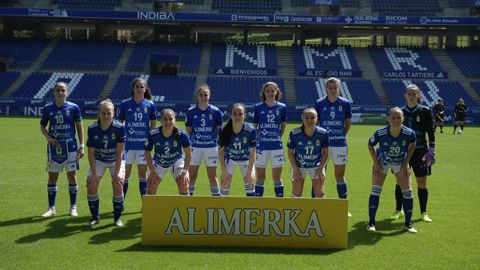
(160, 108, 179, 135)
(260, 81, 282, 101)
(130, 77, 152, 100)
(219, 103, 246, 148)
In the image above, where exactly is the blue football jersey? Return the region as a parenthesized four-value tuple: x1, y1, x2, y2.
(253, 102, 287, 150)
(315, 96, 352, 147)
(287, 126, 329, 169)
(185, 104, 223, 148)
(87, 120, 126, 163)
(117, 98, 157, 151)
(40, 101, 82, 152)
(221, 123, 257, 161)
(369, 126, 416, 165)
(145, 127, 191, 167)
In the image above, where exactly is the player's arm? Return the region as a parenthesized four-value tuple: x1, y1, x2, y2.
(114, 142, 124, 177)
(425, 109, 435, 147)
(149, 119, 156, 130)
(287, 148, 302, 181)
(218, 146, 228, 175)
(245, 146, 256, 184)
(40, 124, 59, 146)
(280, 122, 286, 137)
(179, 146, 192, 185)
(75, 120, 85, 159)
(344, 118, 352, 136)
(315, 146, 329, 182)
(87, 146, 97, 178)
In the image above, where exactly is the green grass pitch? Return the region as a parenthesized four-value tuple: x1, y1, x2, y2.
(0, 117, 478, 269)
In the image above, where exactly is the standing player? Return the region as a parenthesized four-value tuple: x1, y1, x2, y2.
(185, 84, 222, 196)
(40, 82, 84, 218)
(314, 77, 352, 215)
(432, 98, 445, 134)
(367, 107, 417, 233)
(287, 108, 329, 198)
(453, 98, 467, 134)
(253, 82, 287, 197)
(85, 100, 126, 227)
(145, 109, 191, 196)
(117, 78, 156, 200)
(218, 103, 257, 197)
(391, 84, 435, 223)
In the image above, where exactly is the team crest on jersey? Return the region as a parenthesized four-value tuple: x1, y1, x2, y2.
(402, 140, 406, 146)
(316, 139, 320, 146)
(209, 114, 212, 119)
(112, 133, 116, 140)
(173, 140, 177, 147)
(276, 109, 279, 116)
(339, 105, 343, 112)
(243, 137, 247, 144)
(65, 110, 70, 116)
(144, 107, 148, 114)
(417, 116, 420, 122)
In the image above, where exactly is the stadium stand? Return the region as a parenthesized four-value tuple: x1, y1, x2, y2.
(293, 45, 361, 77)
(209, 43, 277, 76)
(369, 46, 446, 78)
(110, 74, 196, 101)
(12, 72, 108, 100)
(53, 0, 122, 10)
(446, 48, 480, 78)
(0, 71, 20, 96)
(0, 38, 48, 69)
(291, 0, 359, 7)
(295, 78, 381, 105)
(126, 42, 201, 74)
(382, 80, 478, 107)
(472, 81, 480, 96)
(370, 0, 441, 16)
(449, 0, 469, 8)
(212, 0, 281, 14)
(206, 76, 285, 103)
(42, 40, 125, 71)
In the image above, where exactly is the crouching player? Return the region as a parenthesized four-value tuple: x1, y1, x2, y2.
(145, 109, 192, 196)
(86, 99, 126, 227)
(367, 107, 417, 233)
(218, 103, 257, 196)
(287, 108, 329, 198)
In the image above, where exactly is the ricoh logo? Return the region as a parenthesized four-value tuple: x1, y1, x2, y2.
(137, 12, 175, 21)
(165, 207, 324, 237)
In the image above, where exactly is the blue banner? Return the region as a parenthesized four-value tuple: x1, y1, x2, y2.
(213, 68, 276, 76)
(1, 8, 480, 26)
(298, 69, 362, 77)
(382, 71, 448, 79)
(311, 0, 339, 6)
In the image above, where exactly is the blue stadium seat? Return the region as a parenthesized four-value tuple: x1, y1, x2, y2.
(0, 38, 48, 68)
(0, 71, 20, 96)
(369, 46, 445, 78)
(110, 74, 196, 101)
(126, 42, 201, 74)
(212, 0, 281, 14)
(206, 76, 285, 104)
(210, 43, 277, 76)
(42, 40, 125, 71)
(53, 0, 122, 10)
(370, 0, 440, 16)
(295, 78, 381, 105)
(447, 48, 480, 78)
(382, 80, 478, 107)
(12, 72, 108, 100)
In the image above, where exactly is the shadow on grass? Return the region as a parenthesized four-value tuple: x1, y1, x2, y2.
(14, 211, 140, 244)
(88, 216, 142, 244)
(347, 219, 407, 249)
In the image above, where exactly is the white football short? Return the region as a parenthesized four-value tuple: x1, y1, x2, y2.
(255, 149, 285, 168)
(153, 159, 185, 179)
(88, 160, 126, 178)
(190, 147, 218, 167)
(46, 151, 78, 173)
(290, 167, 325, 181)
(225, 159, 254, 178)
(124, 149, 147, 165)
(328, 146, 348, 165)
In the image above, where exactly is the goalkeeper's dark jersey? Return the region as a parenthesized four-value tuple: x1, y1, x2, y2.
(402, 105, 435, 150)
(432, 104, 445, 121)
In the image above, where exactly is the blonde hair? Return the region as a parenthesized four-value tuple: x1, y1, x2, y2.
(97, 99, 115, 121)
(325, 77, 340, 87)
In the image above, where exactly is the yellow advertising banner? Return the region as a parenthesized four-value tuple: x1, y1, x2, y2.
(141, 196, 348, 249)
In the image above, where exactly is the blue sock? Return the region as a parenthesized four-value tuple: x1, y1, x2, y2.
(337, 179, 347, 199)
(87, 193, 100, 221)
(123, 179, 129, 198)
(368, 185, 382, 226)
(189, 185, 195, 196)
(255, 180, 265, 197)
(47, 184, 58, 208)
(113, 195, 124, 221)
(245, 183, 255, 197)
(211, 186, 220, 196)
(311, 185, 315, 198)
(68, 184, 78, 208)
(274, 180, 284, 197)
(220, 188, 230, 196)
(402, 189, 414, 226)
(139, 178, 147, 196)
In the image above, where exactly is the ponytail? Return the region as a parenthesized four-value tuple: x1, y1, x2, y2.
(219, 119, 234, 148)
